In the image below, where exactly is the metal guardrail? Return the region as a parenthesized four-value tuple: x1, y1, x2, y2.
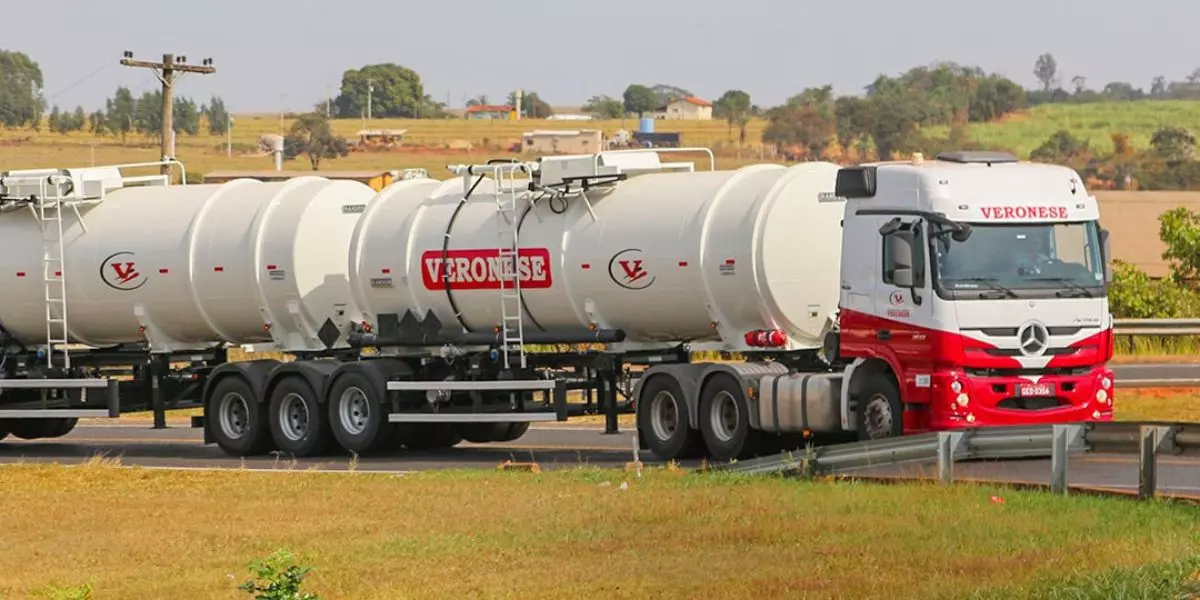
(1114, 318, 1200, 336)
(723, 422, 1198, 501)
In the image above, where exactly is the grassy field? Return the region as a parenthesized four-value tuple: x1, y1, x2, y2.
(923, 99, 1200, 158)
(2, 463, 1196, 599)
(2, 99, 1199, 180)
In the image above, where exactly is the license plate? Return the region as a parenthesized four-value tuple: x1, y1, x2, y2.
(1016, 382, 1055, 397)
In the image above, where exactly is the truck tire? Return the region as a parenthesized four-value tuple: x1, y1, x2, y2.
(7, 418, 77, 440)
(327, 371, 393, 454)
(497, 422, 531, 442)
(637, 376, 701, 461)
(400, 423, 463, 450)
(856, 376, 903, 441)
(457, 422, 532, 444)
(698, 374, 763, 461)
(267, 376, 333, 457)
(207, 376, 272, 456)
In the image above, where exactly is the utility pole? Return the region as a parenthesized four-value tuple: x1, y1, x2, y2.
(367, 78, 374, 121)
(119, 51, 215, 179)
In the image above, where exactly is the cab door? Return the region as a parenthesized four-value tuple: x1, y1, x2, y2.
(876, 218, 934, 403)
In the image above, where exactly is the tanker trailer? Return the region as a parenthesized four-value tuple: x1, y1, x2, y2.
(340, 149, 848, 457)
(0, 161, 375, 444)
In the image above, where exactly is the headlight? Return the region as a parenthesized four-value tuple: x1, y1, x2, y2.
(957, 393, 970, 407)
(951, 380, 963, 393)
(1101, 376, 1112, 390)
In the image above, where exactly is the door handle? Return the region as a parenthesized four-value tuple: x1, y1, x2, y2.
(877, 330, 892, 341)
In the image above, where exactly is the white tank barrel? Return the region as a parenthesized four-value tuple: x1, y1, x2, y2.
(0, 174, 377, 353)
(349, 157, 845, 351)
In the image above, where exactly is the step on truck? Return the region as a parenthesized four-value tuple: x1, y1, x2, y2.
(0, 149, 1113, 462)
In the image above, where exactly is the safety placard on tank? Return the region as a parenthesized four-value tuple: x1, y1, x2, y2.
(420, 249, 552, 290)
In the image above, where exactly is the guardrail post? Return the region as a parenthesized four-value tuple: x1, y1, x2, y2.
(1051, 424, 1071, 495)
(1138, 425, 1160, 500)
(937, 431, 965, 484)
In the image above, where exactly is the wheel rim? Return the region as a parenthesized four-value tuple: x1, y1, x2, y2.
(338, 387, 370, 435)
(709, 391, 739, 443)
(218, 392, 250, 440)
(863, 393, 894, 439)
(278, 392, 310, 441)
(650, 390, 679, 441)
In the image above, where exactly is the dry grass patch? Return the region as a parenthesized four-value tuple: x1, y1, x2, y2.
(0, 463, 1195, 599)
(1116, 387, 1200, 422)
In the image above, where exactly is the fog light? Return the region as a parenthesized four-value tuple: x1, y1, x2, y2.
(957, 393, 969, 407)
(1101, 376, 1112, 390)
(966, 413, 976, 423)
(951, 380, 963, 393)
(1095, 389, 1108, 404)
(1092, 410, 1101, 419)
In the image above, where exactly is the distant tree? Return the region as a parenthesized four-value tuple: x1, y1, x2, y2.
(173, 96, 201, 135)
(1149, 126, 1197, 163)
(105, 86, 136, 142)
(47, 105, 62, 133)
(465, 95, 489, 107)
(333, 63, 427, 118)
(622, 85, 659, 118)
(969, 77, 1026, 121)
(70, 106, 86, 132)
(283, 112, 349, 170)
(0, 49, 45, 128)
(1071, 75, 1087, 94)
(582, 95, 625, 119)
(712, 89, 752, 144)
(1151, 76, 1168, 97)
(88, 109, 107, 135)
(508, 90, 553, 118)
(649, 84, 692, 105)
(1188, 68, 1200, 85)
(763, 104, 836, 158)
(134, 90, 162, 138)
(203, 95, 230, 135)
(1034, 53, 1058, 92)
(1102, 82, 1144, 102)
(1030, 130, 1089, 163)
(834, 96, 873, 151)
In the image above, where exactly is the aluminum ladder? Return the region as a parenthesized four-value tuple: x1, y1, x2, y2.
(493, 165, 526, 370)
(37, 178, 70, 370)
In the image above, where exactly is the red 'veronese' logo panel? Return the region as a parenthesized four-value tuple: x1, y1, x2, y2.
(420, 248, 552, 290)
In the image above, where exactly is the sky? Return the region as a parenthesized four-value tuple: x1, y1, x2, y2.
(6, 0, 1199, 114)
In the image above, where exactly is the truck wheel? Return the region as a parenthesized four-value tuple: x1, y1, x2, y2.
(401, 423, 463, 450)
(856, 377, 903, 440)
(268, 376, 332, 457)
(637, 376, 700, 461)
(458, 423, 509, 443)
(497, 422, 531, 442)
(7, 418, 76, 440)
(699, 374, 763, 461)
(327, 371, 393, 454)
(207, 376, 272, 456)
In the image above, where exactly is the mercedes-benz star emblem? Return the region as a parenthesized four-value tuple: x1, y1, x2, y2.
(1018, 321, 1049, 357)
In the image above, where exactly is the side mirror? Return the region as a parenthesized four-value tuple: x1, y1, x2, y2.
(893, 267, 914, 288)
(1100, 227, 1112, 284)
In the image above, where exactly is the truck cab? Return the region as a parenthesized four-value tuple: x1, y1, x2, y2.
(833, 151, 1114, 438)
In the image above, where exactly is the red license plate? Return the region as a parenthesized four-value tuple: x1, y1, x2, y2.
(1017, 383, 1055, 397)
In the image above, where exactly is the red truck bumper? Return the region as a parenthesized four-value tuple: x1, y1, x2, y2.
(928, 365, 1114, 430)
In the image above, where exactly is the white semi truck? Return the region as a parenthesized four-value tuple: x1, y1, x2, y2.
(0, 149, 1115, 461)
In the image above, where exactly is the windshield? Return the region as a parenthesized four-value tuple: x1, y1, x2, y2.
(931, 221, 1104, 298)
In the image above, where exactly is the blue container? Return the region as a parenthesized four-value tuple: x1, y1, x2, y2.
(639, 117, 655, 133)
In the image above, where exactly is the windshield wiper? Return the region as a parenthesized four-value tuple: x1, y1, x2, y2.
(1027, 276, 1094, 298)
(947, 277, 1018, 299)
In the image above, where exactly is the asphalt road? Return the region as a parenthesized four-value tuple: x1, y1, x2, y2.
(1112, 362, 1200, 387)
(1, 421, 1197, 498)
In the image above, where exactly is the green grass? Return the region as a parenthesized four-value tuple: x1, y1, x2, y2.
(924, 99, 1200, 158)
(2, 463, 1198, 599)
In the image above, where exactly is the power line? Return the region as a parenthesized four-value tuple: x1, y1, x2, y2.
(118, 51, 215, 179)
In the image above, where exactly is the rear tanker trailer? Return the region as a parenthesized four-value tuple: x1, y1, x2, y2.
(0, 149, 1116, 462)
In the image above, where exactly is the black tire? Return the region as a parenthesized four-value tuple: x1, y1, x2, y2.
(267, 376, 333, 457)
(855, 376, 904, 441)
(205, 376, 272, 456)
(637, 375, 701, 461)
(458, 423, 509, 444)
(327, 371, 393, 454)
(698, 374, 763, 461)
(401, 423, 463, 450)
(7, 418, 77, 440)
(497, 421, 531, 442)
